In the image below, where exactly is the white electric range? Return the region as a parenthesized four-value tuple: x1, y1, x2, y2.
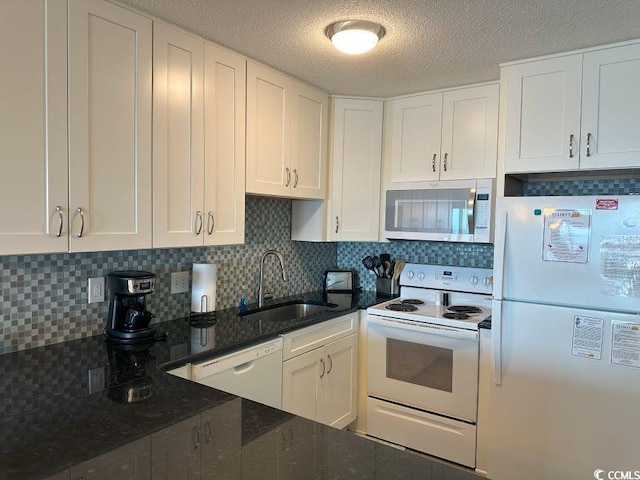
(366, 263, 493, 468)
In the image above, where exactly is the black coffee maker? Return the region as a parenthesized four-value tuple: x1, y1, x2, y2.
(106, 270, 156, 342)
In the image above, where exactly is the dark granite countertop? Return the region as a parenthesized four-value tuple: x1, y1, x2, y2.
(2, 290, 461, 480)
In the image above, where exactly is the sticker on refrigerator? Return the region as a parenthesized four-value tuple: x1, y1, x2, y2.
(542, 209, 591, 263)
(611, 321, 640, 368)
(571, 315, 603, 360)
(600, 235, 640, 297)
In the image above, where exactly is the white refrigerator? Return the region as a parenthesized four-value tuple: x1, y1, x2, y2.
(489, 195, 640, 480)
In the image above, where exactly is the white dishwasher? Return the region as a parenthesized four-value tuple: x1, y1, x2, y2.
(190, 338, 283, 409)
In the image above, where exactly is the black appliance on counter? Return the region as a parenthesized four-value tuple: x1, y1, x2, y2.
(106, 270, 156, 343)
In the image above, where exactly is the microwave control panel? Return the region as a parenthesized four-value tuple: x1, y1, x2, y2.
(474, 186, 491, 232)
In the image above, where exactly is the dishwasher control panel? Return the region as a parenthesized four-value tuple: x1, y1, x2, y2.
(191, 337, 284, 378)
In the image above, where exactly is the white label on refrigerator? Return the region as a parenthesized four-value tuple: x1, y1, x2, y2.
(571, 315, 603, 360)
(611, 321, 640, 368)
(542, 209, 591, 263)
(600, 235, 640, 297)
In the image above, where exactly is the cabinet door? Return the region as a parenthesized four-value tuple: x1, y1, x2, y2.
(282, 347, 324, 422)
(290, 82, 328, 199)
(151, 415, 201, 479)
(330, 98, 383, 241)
(153, 23, 204, 247)
(0, 0, 68, 255)
(68, 0, 152, 252)
(580, 43, 640, 170)
(323, 333, 358, 429)
(246, 61, 291, 196)
(503, 55, 582, 173)
(390, 93, 442, 182)
(203, 44, 245, 246)
(440, 84, 499, 180)
(70, 436, 151, 480)
(200, 399, 241, 480)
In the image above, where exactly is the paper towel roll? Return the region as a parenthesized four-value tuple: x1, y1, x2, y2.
(191, 263, 217, 313)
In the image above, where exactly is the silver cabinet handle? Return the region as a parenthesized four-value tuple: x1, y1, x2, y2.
(443, 153, 448, 172)
(326, 354, 333, 374)
(76, 207, 84, 238)
(569, 134, 574, 158)
(204, 420, 212, 444)
(285, 167, 291, 187)
(293, 169, 299, 188)
(319, 358, 326, 379)
(55, 205, 63, 237)
(432, 154, 437, 172)
(195, 211, 203, 235)
(192, 426, 200, 449)
(335, 216, 339, 234)
(586, 132, 592, 157)
(207, 211, 214, 235)
(467, 187, 476, 235)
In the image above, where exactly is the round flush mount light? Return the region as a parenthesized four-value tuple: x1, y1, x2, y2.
(325, 20, 385, 55)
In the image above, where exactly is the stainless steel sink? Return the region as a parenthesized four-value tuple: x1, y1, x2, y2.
(240, 301, 337, 322)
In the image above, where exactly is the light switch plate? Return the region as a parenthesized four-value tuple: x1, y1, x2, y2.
(88, 277, 105, 304)
(171, 271, 190, 294)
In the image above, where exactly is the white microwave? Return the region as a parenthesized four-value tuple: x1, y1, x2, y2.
(383, 179, 494, 243)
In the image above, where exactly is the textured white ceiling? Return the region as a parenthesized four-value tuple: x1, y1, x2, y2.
(115, 0, 640, 97)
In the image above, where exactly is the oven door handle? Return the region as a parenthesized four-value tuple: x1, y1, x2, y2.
(367, 315, 479, 341)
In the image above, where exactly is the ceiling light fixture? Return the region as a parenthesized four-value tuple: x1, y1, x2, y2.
(325, 20, 385, 55)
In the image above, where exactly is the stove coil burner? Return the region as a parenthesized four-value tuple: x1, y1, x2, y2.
(401, 299, 425, 305)
(442, 312, 472, 320)
(385, 303, 419, 312)
(447, 305, 482, 314)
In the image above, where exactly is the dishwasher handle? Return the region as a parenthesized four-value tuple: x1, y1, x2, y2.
(191, 338, 283, 379)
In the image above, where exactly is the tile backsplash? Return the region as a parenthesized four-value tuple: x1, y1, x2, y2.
(337, 241, 494, 291)
(0, 196, 337, 354)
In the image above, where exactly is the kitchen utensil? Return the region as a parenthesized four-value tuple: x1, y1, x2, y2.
(382, 261, 391, 278)
(373, 256, 383, 276)
(362, 256, 379, 277)
(380, 253, 391, 263)
(392, 260, 405, 280)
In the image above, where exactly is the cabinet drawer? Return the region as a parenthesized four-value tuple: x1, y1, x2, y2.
(281, 313, 358, 360)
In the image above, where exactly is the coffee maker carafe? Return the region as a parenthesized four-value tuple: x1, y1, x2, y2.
(106, 271, 156, 342)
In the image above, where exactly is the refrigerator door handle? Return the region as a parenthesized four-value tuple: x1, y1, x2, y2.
(493, 211, 508, 301)
(491, 299, 502, 386)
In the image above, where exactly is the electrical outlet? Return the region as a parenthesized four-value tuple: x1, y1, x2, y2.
(88, 366, 105, 394)
(88, 277, 105, 303)
(171, 271, 190, 294)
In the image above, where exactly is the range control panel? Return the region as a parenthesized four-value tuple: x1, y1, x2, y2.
(399, 263, 493, 295)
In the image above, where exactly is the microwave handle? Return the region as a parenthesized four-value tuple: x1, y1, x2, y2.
(467, 188, 476, 234)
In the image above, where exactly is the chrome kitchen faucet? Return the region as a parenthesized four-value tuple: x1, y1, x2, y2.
(258, 249, 287, 307)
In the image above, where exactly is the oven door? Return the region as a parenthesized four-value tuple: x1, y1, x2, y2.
(367, 314, 479, 422)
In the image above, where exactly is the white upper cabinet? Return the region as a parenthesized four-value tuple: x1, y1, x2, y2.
(503, 42, 640, 173)
(246, 61, 327, 199)
(0, 0, 68, 255)
(389, 84, 499, 182)
(330, 98, 383, 241)
(203, 44, 246, 246)
(153, 25, 246, 248)
(440, 85, 499, 180)
(68, 0, 152, 252)
(503, 55, 583, 173)
(390, 93, 443, 181)
(290, 81, 328, 199)
(580, 44, 640, 170)
(152, 23, 205, 248)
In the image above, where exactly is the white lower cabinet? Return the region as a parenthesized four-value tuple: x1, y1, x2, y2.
(281, 314, 359, 429)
